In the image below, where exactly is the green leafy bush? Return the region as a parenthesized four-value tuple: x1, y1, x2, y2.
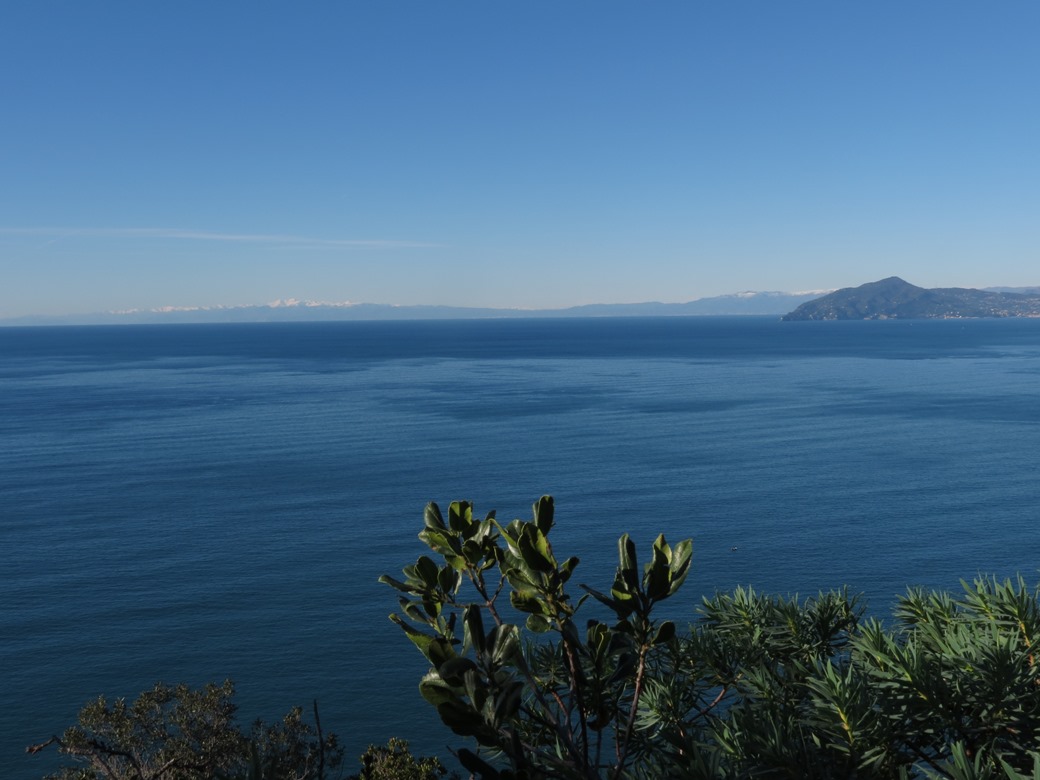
(384, 496, 1040, 779)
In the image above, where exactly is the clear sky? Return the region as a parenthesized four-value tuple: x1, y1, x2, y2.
(2, 2, 1038, 317)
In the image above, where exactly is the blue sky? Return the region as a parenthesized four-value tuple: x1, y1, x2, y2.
(2, 2, 1038, 317)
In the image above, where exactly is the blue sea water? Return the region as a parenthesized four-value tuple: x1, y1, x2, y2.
(3, 316, 1040, 776)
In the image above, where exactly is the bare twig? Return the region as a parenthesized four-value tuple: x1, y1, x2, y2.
(26, 736, 62, 755)
(612, 642, 650, 780)
(313, 699, 325, 780)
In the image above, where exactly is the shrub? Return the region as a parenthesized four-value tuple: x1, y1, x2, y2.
(28, 681, 342, 780)
(383, 496, 1040, 779)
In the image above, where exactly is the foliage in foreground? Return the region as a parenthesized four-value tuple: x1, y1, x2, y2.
(28, 680, 344, 780)
(28, 683, 459, 780)
(384, 495, 1040, 779)
(29, 495, 1040, 779)
(354, 737, 457, 780)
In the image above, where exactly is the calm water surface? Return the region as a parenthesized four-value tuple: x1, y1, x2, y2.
(3, 317, 1040, 775)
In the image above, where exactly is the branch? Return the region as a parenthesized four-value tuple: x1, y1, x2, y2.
(907, 742, 951, 778)
(611, 643, 650, 780)
(560, 628, 591, 771)
(26, 736, 62, 755)
(313, 699, 325, 780)
(691, 684, 730, 723)
(469, 568, 506, 628)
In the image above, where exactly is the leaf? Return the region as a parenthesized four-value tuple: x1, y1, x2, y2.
(428, 637, 458, 668)
(424, 502, 446, 531)
(457, 748, 502, 779)
(504, 567, 539, 593)
(532, 495, 554, 535)
(646, 544, 671, 602)
(419, 671, 458, 706)
(586, 621, 610, 654)
(618, 534, 639, 590)
(414, 555, 440, 588)
(463, 668, 488, 713)
(378, 574, 419, 594)
(438, 565, 460, 594)
(437, 657, 479, 686)
(421, 595, 442, 619)
(448, 500, 474, 533)
(559, 555, 580, 584)
(463, 605, 487, 654)
(581, 584, 616, 608)
(518, 526, 556, 573)
(526, 614, 552, 633)
(582, 584, 636, 620)
(493, 519, 523, 556)
(653, 533, 672, 563)
(436, 700, 485, 738)
(609, 582, 637, 605)
(490, 624, 520, 664)
(493, 681, 525, 725)
(653, 621, 676, 645)
(389, 614, 437, 661)
(462, 539, 483, 566)
(418, 528, 462, 557)
(401, 598, 428, 624)
(510, 590, 548, 615)
(667, 539, 693, 596)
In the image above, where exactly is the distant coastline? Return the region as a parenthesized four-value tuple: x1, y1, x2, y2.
(8, 280, 1040, 327)
(0, 290, 828, 326)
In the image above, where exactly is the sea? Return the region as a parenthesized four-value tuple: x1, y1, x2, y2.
(3, 316, 1040, 777)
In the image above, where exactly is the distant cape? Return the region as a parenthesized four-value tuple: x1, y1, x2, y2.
(781, 277, 1040, 321)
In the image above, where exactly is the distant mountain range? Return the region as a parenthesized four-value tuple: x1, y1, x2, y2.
(0, 290, 831, 326)
(781, 277, 1040, 321)
(7, 281, 1040, 325)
